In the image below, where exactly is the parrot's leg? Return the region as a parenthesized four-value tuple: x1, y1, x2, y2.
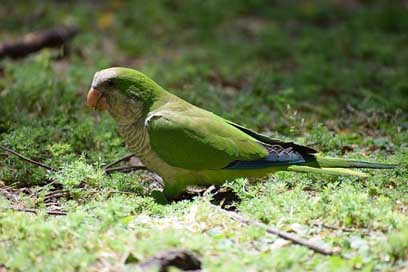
(149, 190, 169, 204)
(162, 181, 187, 201)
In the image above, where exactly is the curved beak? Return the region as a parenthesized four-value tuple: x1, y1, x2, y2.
(87, 88, 109, 110)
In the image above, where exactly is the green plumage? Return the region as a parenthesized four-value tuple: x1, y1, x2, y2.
(90, 67, 397, 199)
(148, 105, 268, 170)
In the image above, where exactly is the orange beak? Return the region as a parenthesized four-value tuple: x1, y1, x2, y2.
(87, 88, 109, 110)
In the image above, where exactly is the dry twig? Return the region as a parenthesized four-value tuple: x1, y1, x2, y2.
(0, 145, 146, 175)
(103, 154, 134, 170)
(87, 189, 139, 195)
(0, 145, 55, 171)
(44, 191, 66, 201)
(104, 165, 148, 174)
(6, 207, 67, 216)
(218, 207, 336, 255)
(313, 222, 370, 235)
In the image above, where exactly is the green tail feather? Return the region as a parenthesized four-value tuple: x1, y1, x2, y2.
(312, 155, 398, 169)
(288, 154, 397, 177)
(288, 165, 369, 177)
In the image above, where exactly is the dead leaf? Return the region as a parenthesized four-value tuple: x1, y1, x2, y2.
(98, 12, 114, 29)
(138, 249, 201, 272)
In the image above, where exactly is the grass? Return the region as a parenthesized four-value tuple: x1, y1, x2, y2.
(0, 0, 407, 271)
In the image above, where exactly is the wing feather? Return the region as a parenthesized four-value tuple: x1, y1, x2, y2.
(147, 107, 268, 170)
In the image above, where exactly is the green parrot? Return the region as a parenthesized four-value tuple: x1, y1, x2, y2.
(87, 67, 396, 200)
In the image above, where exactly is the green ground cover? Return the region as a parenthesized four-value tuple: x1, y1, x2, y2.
(0, 1, 407, 271)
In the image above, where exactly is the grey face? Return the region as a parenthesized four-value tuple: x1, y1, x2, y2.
(91, 68, 119, 91)
(91, 69, 144, 124)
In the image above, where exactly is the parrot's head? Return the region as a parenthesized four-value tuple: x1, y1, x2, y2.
(87, 67, 162, 122)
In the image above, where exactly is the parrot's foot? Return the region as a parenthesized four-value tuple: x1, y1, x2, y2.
(148, 173, 165, 190)
(145, 173, 170, 204)
(143, 174, 186, 203)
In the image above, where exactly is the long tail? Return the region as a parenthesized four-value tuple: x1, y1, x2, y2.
(288, 154, 397, 177)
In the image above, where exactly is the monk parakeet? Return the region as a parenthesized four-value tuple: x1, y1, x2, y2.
(87, 67, 396, 199)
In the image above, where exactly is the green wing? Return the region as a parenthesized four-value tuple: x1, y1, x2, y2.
(147, 107, 268, 170)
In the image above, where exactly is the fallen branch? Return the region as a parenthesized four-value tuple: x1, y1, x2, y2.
(0, 145, 55, 171)
(44, 191, 66, 202)
(313, 222, 370, 235)
(218, 207, 336, 255)
(103, 154, 134, 170)
(104, 165, 148, 174)
(313, 222, 354, 232)
(6, 207, 67, 216)
(1, 145, 148, 175)
(0, 25, 79, 59)
(87, 189, 139, 195)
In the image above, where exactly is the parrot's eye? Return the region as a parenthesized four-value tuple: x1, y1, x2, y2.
(106, 79, 115, 87)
